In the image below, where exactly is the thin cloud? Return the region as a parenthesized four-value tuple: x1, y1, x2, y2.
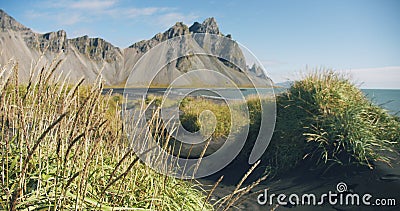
(116, 7, 169, 18)
(157, 12, 199, 27)
(45, 0, 117, 10)
(58, 13, 83, 25)
(69, 0, 118, 10)
(341, 66, 400, 89)
(25, 10, 45, 19)
(261, 59, 287, 67)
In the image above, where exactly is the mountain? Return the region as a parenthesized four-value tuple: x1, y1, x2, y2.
(0, 9, 271, 87)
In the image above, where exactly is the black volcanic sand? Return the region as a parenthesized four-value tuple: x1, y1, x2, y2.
(198, 153, 400, 211)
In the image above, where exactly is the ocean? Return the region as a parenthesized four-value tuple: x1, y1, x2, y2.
(362, 89, 400, 116)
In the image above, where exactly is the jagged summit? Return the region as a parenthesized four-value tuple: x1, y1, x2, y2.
(129, 21, 190, 51)
(166, 22, 190, 38)
(24, 30, 68, 53)
(189, 17, 220, 35)
(0, 10, 270, 87)
(69, 35, 121, 62)
(0, 9, 30, 32)
(129, 18, 221, 52)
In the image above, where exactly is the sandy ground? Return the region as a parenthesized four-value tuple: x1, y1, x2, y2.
(199, 153, 400, 211)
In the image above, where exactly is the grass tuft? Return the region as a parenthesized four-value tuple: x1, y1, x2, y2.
(264, 70, 400, 174)
(0, 60, 213, 210)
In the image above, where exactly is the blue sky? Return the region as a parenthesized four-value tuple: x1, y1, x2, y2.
(1, 0, 399, 88)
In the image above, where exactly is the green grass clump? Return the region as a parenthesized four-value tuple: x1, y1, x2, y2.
(178, 97, 248, 138)
(145, 94, 178, 108)
(0, 60, 213, 210)
(265, 70, 400, 173)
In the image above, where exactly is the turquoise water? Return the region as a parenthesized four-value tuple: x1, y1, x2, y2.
(362, 89, 400, 116)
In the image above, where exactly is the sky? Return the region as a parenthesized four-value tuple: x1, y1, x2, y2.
(1, 0, 399, 88)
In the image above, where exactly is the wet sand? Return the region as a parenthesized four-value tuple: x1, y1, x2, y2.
(199, 153, 400, 211)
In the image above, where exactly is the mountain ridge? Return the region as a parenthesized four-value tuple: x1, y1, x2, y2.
(0, 9, 271, 87)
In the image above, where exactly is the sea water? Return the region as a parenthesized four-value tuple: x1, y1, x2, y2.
(362, 89, 400, 116)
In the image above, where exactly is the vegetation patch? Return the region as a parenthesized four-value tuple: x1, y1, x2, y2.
(264, 71, 400, 174)
(175, 71, 400, 175)
(178, 96, 249, 138)
(0, 61, 213, 210)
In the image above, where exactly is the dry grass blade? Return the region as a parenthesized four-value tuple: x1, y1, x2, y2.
(222, 174, 268, 211)
(217, 160, 261, 210)
(21, 111, 69, 179)
(202, 175, 223, 210)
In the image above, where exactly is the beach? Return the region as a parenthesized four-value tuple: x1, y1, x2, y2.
(199, 153, 400, 210)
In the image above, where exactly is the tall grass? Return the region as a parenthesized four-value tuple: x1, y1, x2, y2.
(0, 59, 268, 210)
(0, 60, 214, 210)
(178, 96, 248, 138)
(264, 70, 400, 174)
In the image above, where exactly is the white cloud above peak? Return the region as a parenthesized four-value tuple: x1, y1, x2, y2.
(69, 0, 118, 10)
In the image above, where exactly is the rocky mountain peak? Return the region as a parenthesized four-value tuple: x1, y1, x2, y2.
(249, 64, 266, 79)
(129, 21, 190, 52)
(24, 30, 68, 53)
(69, 36, 121, 62)
(0, 9, 30, 32)
(189, 17, 220, 34)
(129, 17, 221, 53)
(166, 22, 190, 38)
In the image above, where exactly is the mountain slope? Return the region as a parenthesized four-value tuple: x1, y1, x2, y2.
(0, 9, 271, 87)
